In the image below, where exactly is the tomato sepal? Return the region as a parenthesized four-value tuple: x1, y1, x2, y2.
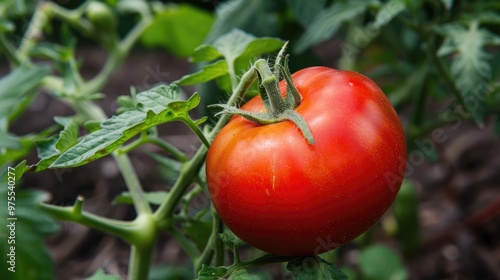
(211, 44, 315, 144)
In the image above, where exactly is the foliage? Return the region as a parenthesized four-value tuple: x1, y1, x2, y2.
(0, 0, 499, 279)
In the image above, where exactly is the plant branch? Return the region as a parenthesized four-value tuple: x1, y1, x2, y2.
(422, 30, 468, 113)
(40, 197, 134, 243)
(224, 254, 295, 277)
(116, 134, 148, 155)
(16, 2, 51, 62)
(153, 65, 258, 226)
(146, 136, 187, 162)
(128, 243, 155, 280)
(183, 118, 211, 149)
(0, 33, 20, 66)
(194, 207, 224, 274)
(254, 59, 287, 115)
(168, 226, 199, 261)
(113, 153, 152, 215)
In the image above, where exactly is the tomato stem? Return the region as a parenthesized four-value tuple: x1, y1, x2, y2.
(255, 59, 287, 116)
(211, 44, 316, 145)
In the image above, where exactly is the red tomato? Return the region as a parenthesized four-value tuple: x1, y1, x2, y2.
(206, 67, 406, 256)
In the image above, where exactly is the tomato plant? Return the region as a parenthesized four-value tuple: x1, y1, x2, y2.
(207, 66, 406, 256)
(1, 0, 499, 279)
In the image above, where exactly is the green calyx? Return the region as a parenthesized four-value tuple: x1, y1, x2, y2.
(213, 43, 315, 145)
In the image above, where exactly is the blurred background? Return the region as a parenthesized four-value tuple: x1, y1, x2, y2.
(1, 0, 500, 279)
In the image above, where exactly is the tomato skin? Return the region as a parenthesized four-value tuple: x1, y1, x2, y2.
(206, 67, 406, 256)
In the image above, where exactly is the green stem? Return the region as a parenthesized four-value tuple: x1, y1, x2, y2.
(281, 55, 301, 108)
(180, 185, 204, 217)
(183, 118, 211, 149)
(14, 2, 159, 280)
(127, 213, 157, 280)
(113, 153, 152, 215)
(216, 57, 313, 144)
(422, 29, 468, 113)
(40, 200, 134, 243)
(17, 2, 51, 61)
(154, 66, 258, 226)
(114, 133, 188, 163)
(129, 243, 155, 280)
(168, 226, 199, 261)
(50, 3, 95, 38)
(81, 12, 152, 95)
(254, 59, 287, 115)
(194, 207, 224, 274)
(117, 134, 148, 155)
(224, 254, 294, 277)
(0, 33, 20, 66)
(224, 65, 259, 109)
(147, 136, 187, 162)
(282, 110, 315, 144)
(409, 78, 428, 128)
(227, 59, 239, 92)
(213, 211, 224, 267)
(232, 244, 240, 265)
(273, 41, 289, 78)
(154, 147, 206, 229)
(83, 46, 123, 95)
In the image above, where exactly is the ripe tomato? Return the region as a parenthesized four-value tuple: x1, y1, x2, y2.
(206, 67, 406, 256)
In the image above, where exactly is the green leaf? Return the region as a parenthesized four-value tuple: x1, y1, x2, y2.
(388, 64, 429, 107)
(0, 63, 51, 120)
(219, 228, 245, 248)
(236, 36, 287, 61)
(148, 152, 182, 185)
(0, 130, 54, 167)
(35, 119, 79, 172)
(113, 191, 168, 206)
(190, 45, 222, 63)
(85, 268, 121, 280)
(358, 245, 408, 280)
(295, 0, 376, 53)
(373, 0, 407, 28)
(213, 29, 283, 66)
(286, 0, 328, 27)
(229, 269, 261, 280)
(179, 29, 283, 88)
(13, 160, 30, 179)
(175, 60, 228, 85)
(0, 0, 37, 17)
(84, 120, 102, 133)
(197, 265, 228, 280)
(50, 85, 200, 168)
(436, 21, 500, 122)
(0, 19, 15, 32)
(0, 171, 59, 280)
(184, 219, 212, 252)
(204, 0, 281, 44)
(468, 11, 500, 25)
(0, 128, 20, 150)
(29, 42, 72, 61)
(286, 256, 348, 280)
(140, 4, 214, 57)
(440, 0, 453, 10)
(0, 139, 30, 166)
